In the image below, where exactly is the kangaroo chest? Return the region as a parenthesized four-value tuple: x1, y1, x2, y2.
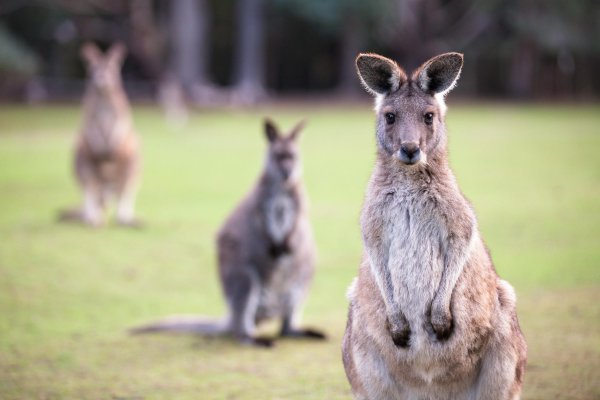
(264, 191, 298, 246)
(380, 190, 445, 317)
(84, 97, 128, 156)
(256, 191, 304, 320)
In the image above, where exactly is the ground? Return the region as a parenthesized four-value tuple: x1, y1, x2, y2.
(0, 103, 598, 400)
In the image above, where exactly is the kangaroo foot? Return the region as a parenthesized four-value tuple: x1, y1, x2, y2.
(239, 335, 275, 348)
(280, 328, 327, 340)
(116, 217, 144, 229)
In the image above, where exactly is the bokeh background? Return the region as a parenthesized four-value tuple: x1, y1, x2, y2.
(2, 0, 600, 102)
(0, 1, 599, 399)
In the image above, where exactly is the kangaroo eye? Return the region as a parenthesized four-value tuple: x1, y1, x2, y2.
(385, 112, 396, 125)
(424, 112, 434, 125)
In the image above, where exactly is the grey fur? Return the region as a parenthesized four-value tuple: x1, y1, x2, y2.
(131, 119, 325, 346)
(343, 53, 527, 399)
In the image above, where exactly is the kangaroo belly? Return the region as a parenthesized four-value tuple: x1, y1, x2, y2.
(381, 203, 472, 379)
(387, 204, 444, 325)
(351, 264, 486, 396)
(255, 255, 299, 321)
(387, 235, 450, 375)
(389, 235, 443, 320)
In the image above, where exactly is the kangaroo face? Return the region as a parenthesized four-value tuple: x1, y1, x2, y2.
(264, 119, 306, 184)
(356, 52, 463, 166)
(377, 87, 444, 165)
(81, 42, 126, 92)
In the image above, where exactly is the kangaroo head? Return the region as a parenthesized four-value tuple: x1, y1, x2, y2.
(81, 42, 126, 92)
(263, 118, 306, 185)
(356, 52, 463, 166)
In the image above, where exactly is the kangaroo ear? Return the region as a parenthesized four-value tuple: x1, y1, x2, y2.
(415, 52, 463, 95)
(288, 119, 306, 140)
(356, 53, 406, 96)
(81, 42, 102, 65)
(264, 118, 280, 143)
(107, 42, 127, 65)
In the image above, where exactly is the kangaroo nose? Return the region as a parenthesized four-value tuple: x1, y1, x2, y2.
(399, 142, 421, 164)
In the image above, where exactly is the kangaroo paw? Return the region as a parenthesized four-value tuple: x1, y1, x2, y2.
(387, 318, 411, 348)
(428, 306, 454, 341)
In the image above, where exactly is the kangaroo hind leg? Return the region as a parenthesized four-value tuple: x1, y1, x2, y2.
(82, 183, 104, 227)
(226, 269, 273, 347)
(115, 180, 141, 227)
(279, 298, 326, 340)
(473, 282, 527, 400)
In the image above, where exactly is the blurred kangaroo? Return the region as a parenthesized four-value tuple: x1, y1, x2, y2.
(342, 52, 527, 399)
(131, 119, 325, 346)
(59, 42, 141, 227)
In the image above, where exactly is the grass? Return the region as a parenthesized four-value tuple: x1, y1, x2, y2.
(0, 102, 598, 399)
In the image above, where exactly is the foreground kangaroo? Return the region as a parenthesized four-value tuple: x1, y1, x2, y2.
(59, 42, 141, 227)
(342, 52, 527, 399)
(132, 119, 325, 346)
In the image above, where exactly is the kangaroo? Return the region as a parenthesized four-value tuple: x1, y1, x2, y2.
(342, 52, 527, 399)
(59, 42, 141, 227)
(131, 119, 326, 347)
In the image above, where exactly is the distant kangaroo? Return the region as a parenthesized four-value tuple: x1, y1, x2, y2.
(131, 119, 325, 346)
(342, 52, 527, 399)
(59, 42, 141, 227)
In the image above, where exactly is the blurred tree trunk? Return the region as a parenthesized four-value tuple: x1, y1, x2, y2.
(509, 40, 535, 98)
(233, 0, 266, 104)
(507, 0, 536, 98)
(382, 0, 444, 69)
(170, 0, 210, 88)
(384, 0, 492, 71)
(392, 0, 426, 70)
(129, 0, 165, 80)
(337, 11, 362, 95)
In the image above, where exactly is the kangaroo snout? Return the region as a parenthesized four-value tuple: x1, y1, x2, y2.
(398, 142, 421, 164)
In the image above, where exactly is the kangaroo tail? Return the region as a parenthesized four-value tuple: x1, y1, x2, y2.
(129, 315, 228, 335)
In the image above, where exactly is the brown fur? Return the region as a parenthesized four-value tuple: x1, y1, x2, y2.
(343, 52, 527, 399)
(59, 42, 141, 227)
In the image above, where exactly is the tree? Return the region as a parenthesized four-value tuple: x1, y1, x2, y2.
(270, 0, 387, 94)
(232, 0, 266, 104)
(129, 0, 166, 81)
(169, 0, 210, 89)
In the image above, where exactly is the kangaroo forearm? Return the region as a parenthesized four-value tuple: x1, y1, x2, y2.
(365, 245, 402, 321)
(361, 196, 407, 326)
(433, 229, 475, 311)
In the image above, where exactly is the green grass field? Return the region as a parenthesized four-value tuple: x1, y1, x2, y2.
(0, 103, 598, 399)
